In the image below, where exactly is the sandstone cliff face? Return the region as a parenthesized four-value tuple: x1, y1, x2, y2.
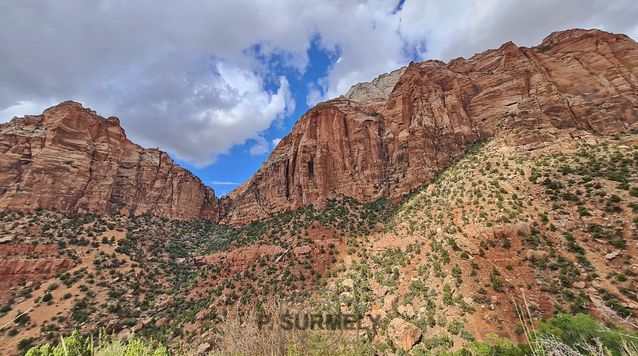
(0, 29, 636, 225)
(0, 101, 219, 220)
(224, 29, 638, 224)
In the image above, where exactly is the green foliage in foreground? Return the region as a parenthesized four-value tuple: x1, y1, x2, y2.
(535, 313, 637, 356)
(449, 334, 529, 356)
(24, 330, 168, 356)
(23, 314, 638, 356)
(448, 313, 638, 356)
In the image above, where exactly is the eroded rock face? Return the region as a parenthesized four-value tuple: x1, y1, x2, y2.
(0, 29, 636, 225)
(199, 244, 285, 271)
(0, 244, 73, 295)
(0, 101, 220, 220)
(226, 100, 389, 224)
(223, 29, 638, 224)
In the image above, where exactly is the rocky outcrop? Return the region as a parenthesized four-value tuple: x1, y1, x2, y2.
(0, 243, 74, 294)
(225, 100, 389, 224)
(345, 67, 406, 106)
(0, 101, 220, 220)
(224, 29, 638, 224)
(387, 318, 422, 351)
(199, 244, 285, 271)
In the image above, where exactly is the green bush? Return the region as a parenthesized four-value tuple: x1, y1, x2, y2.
(536, 313, 637, 355)
(25, 330, 168, 356)
(454, 334, 527, 355)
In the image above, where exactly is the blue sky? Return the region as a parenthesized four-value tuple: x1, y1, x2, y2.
(181, 38, 340, 195)
(182, 32, 432, 196)
(1, 0, 636, 197)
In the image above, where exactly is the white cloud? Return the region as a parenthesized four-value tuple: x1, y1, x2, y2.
(249, 136, 283, 156)
(1, 0, 636, 167)
(306, 84, 324, 107)
(209, 180, 239, 186)
(249, 136, 271, 156)
(105, 62, 293, 167)
(398, 0, 638, 61)
(0, 100, 55, 121)
(308, 0, 638, 102)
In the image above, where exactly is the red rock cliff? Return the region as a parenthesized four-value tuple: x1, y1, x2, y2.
(1, 29, 636, 225)
(223, 29, 638, 224)
(0, 101, 220, 220)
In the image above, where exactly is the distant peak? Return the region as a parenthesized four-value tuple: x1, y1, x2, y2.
(539, 28, 625, 48)
(345, 66, 407, 103)
(41, 100, 99, 118)
(46, 100, 85, 110)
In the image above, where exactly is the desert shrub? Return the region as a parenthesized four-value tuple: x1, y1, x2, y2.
(41, 293, 53, 303)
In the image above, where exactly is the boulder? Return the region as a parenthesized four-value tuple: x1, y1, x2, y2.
(387, 318, 422, 352)
(605, 251, 620, 260)
(384, 294, 398, 311)
(197, 342, 211, 355)
(397, 304, 415, 319)
(573, 281, 586, 289)
(526, 249, 549, 260)
(342, 278, 354, 289)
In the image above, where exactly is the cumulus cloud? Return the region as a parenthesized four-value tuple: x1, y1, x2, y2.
(306, 83, 324, 107)
(0, 0, 305, 166)
(398, 0, 638, 61)
(1, 0, 636, 166)
(250, 136, 284, 156)
(309, 0, 638, 101)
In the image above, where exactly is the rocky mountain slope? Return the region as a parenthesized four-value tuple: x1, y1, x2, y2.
(1, 129, 636, 355)
(0, 28, 638, 355)
(0, 101, 219, 220)
(319, 129, 638, 352)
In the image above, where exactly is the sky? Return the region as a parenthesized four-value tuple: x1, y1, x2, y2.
(1, 1, 637, 195)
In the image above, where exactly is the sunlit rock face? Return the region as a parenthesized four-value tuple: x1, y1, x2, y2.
(223, 29, 638, 224)
(0, 29, 636, 225)
(0, 101, 220, 220)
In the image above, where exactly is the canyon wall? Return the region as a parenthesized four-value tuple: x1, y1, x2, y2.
(224, 29, 638, 224)
(0, 29, 636, 224)
(0, 101, 220, 220)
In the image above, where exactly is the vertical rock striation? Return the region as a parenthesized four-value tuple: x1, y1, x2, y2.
(223, 29, 638, 224)
(0, 101, 219, 220)
(0, 29, 636, 224)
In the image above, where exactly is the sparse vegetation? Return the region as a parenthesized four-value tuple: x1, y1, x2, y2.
(2, 132, 637, 354)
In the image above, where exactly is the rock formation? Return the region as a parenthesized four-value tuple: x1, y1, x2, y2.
(0, 29, 636, 224)
(224, 29, 638, 224)
(0, 101, 219, 220)
(345, 67, 406, 105)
